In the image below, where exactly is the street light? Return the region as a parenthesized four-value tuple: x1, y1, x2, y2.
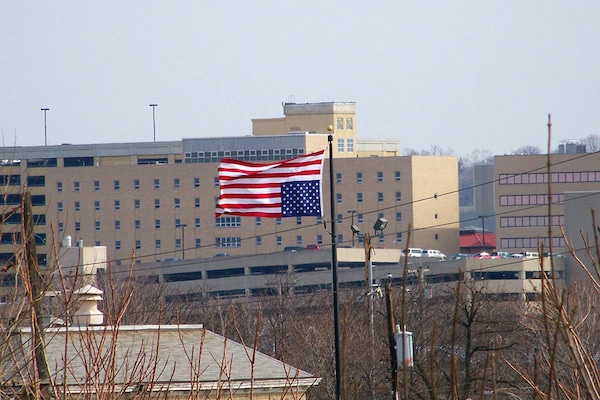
(348, 210, 357, 247)
(149, 104, 158, 142)
(41, 108, 49, 146)
(178, 224, 187, 260)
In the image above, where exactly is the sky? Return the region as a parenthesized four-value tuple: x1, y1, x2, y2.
(1, 1, 599, 157)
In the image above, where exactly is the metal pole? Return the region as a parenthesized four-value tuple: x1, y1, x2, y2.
(149, 104, 158, 142)
(479, 215, 485, 251)
(348, 210, 356, 247)
(328, 132, 342, 400)
(386, 279, 399, 400)
(41, 108, 49, 146)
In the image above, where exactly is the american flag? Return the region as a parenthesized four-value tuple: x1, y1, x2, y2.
(215, 150, 325, 218)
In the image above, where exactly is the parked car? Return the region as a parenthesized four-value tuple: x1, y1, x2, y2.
(402, 248, 423, 257)
(213, 253, 229, 257)
(421, 249, 446, 259)
(491, 251, 510, 258)
(305, 244, 321, 250)
(283, 246, 304, 252)
(451, 253, 470, 260)
(471, 252, 491, 259)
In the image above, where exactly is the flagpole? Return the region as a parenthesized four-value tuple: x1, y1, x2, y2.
(328, 129, 342, 400)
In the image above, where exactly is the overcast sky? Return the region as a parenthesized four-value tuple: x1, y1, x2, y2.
(2, 1, 599, 157)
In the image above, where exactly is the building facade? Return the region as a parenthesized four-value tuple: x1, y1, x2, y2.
(494, 152, 600, 254)
(0, 102, 458, 271)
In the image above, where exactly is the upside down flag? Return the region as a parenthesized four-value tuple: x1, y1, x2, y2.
(215, 150, 325, 218)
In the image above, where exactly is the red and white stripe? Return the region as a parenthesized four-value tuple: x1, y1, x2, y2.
(215, 149, 325, 217)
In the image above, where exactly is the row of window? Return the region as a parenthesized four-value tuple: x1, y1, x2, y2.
(499, 171, 600, 185)
(57, 197, 201, 212)
(500, 215, 564, 228)
(70, 218, 201, 232)
(499, 194, 564, 206)
(500, 236, 566, 249)
(185, 148, 305, 164)
(337, 171, 401, 184)
(57, 177, 202, 192)
(337, 138, 354, 153)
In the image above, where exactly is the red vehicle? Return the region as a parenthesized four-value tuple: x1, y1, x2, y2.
(305, 244, 321, 250)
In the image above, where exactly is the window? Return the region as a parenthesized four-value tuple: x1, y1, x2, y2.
(356, 172, 362, 184)
(58, 222, 64, 232)
(175, 218, 181, 228)
(194, 177, 200, 188)
(337, 138, 344, 152)
(377, 172, 383, 183)
(176, 238, 181, 249)
(174, 178, 180, 189)
(215, 237, 242, 248)
(115, 220, 121, 230)
(195, 198, 200, 208)
(395, 192, 401, 202)
(95, 241, 101, 246)
(378, 192, 384, 202)
(94, 180, 100, 191)
(74, 201, 80, 211)
(134, 179, 140, 190)
(336, 173, 342, 184)
(337, 234, 343, 243)
(358, 213, 364, 223)
(276, 218, 282, 226)
(395, 171, 401, 182)
(155, 239, 161, 249)
(114, 180, 120, 191)
(296, 235, 303, 246)
(396, 212, 402, 222)
(116, 240, 121, 250)
(317, 234, 323, 245)
(94, 201, 100, 211)
(336, 193, 342, 204)
(75, 222, 81, 231)
(154, 199, 160, 209)
(57, 182, 63, 192)
(357, 193, 363, 203)
(337, 117, 344, 129)
(74, 181, 80, 192)
(396, 232, 402, 243)
(378, 233, 385, 244)
(57, 202, 63, 212)
(154, 179, 160, 189)
(215, 216, 241, 227)
(136, 240, 141, 249)
(114, 200, 120, 210)
(256, 217, 262, 226)
(435, 213, 438, 219)
(95, 221, 100, 231)
(347, 138, 354, 153)
(256, 236, 262, 247)
(174, 198, 181, 209)
(134, 199, 140, 209)
(276, 236, 282, 246)
(296, 216, 302, 225)
(135, 220, 141, 229)
(214, 177, 219, 187)
(195, 218, 201, 228)
(337, 213, 342, 224)
(195, 238, 201, 248)
(155, 219, 161, 229)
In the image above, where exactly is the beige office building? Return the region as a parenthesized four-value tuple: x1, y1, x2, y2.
(0, 102, 458, 271)
(494, 152, 600, 254)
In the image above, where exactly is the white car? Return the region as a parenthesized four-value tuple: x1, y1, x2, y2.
(422, 249, 446, 259)
(403, 248, 423, 257)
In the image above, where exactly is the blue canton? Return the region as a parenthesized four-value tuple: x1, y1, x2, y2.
(281, 180, 321, 217)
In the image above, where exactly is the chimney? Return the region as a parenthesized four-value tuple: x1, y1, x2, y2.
(62, 236, 72, 248)
(72, 284, 104, 326)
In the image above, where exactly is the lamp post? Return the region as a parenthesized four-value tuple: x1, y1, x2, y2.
(479, 215, 486, 252)
(178, 224, 187, 260)
(348, 210, 357, 247)
(41, 108, 49, 146)
(149, 104, 158, 142)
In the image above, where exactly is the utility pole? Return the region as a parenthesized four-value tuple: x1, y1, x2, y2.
(386, 278, 399, 400)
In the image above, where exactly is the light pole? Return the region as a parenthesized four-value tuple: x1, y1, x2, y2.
(179, 224, 187, 260)
(149, 104, 158, 142)
(348, 210, 357, 247)
(479, 215, 486, 252)
(41, 108, 49, 146)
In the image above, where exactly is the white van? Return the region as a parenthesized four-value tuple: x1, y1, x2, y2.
(421, 249, 447, 259)
(404, 248, 423, 257)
